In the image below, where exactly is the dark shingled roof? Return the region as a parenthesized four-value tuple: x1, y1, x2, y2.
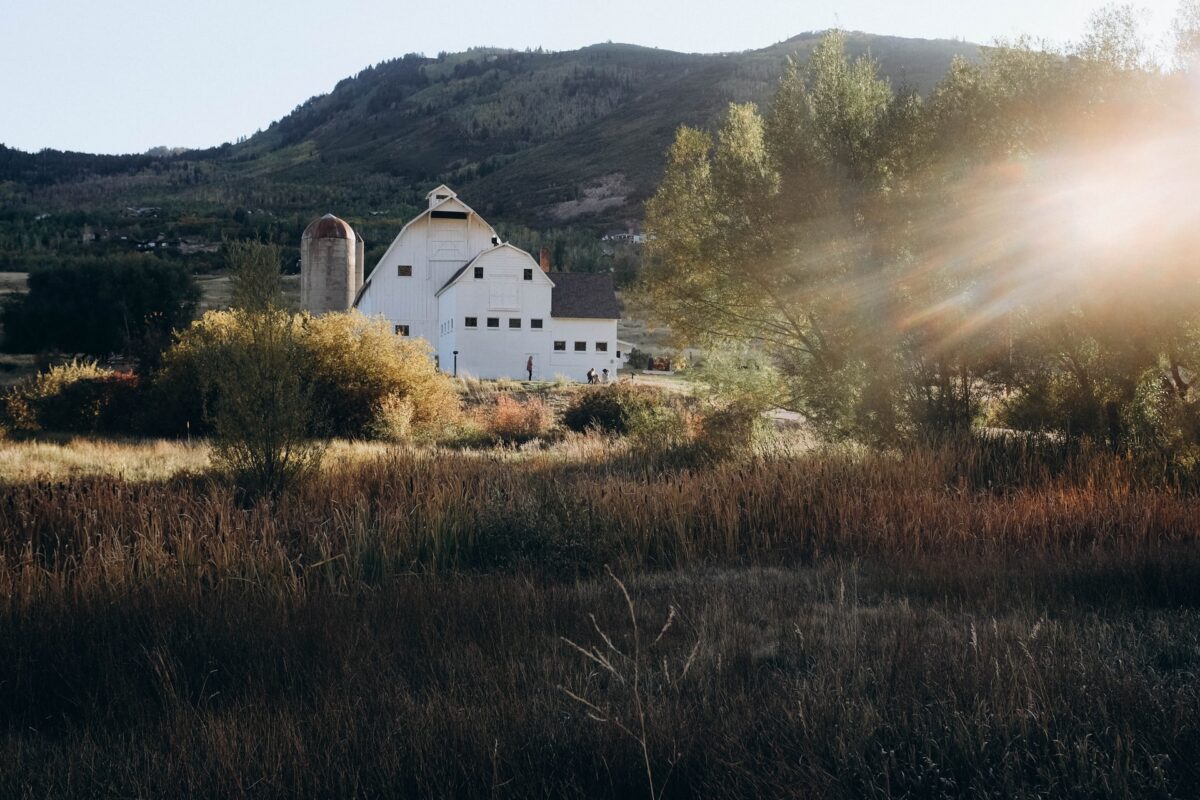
(550, 272, 621, 319)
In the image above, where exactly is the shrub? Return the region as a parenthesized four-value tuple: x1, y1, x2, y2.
(562, 383, 665, 434)
(366, 393, 415, 442)
(624, 402, 697, 454)
(693, 398, 766, 460)
(625, 347, 651, 370)
(486, 394, 553, 443)
(153, 311, 461, 439)
(300, 312, 461, 438)
(2, 361, 141, 434)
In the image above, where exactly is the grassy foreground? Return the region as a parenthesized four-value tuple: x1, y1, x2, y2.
(2, 438, 1199, 797)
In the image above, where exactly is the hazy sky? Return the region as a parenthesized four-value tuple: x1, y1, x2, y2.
(0, 0, 1182, 155)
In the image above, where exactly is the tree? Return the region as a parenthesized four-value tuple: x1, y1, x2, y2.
(203, 241, 319, 498)
(226, 239, 285, 312)
(1, 256, 199, 367)
(642, 19, 1200, 450)
(205, 309, 323, 499)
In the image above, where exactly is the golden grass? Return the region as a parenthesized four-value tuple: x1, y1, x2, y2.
(0, 437, 210, 481)
(0, 437, 403, 482)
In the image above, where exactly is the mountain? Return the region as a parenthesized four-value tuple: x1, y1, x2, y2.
(0, 32, 978, 267)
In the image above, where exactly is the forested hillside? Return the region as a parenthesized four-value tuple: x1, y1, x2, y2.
(0, 31, 976, 273)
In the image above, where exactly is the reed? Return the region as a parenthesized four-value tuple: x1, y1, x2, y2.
(2, 438, 1199, 796)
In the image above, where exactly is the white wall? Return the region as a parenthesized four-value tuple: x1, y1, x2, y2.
(438, 246, 554, 379)
(356, 199, 496, 344)
(547, 317, 621, 382)
(355, 193, 623, 382)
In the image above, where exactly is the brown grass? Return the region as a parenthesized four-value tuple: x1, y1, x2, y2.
(2, 439, 1199, 796)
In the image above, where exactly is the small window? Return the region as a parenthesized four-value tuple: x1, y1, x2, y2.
(394, 324, 410, 336)
(474, 266, 484, 279)
(465, 317, 477, 328)
(509, 318, 521, 329)
(523, 268, 533, 281)
(574, 341, 587, 352)
(595, 342, 608, 352)
(616, 350, 622, 358)
(530, 319, 543, 329)
(486, 317, 499, 328)
(553, 341, 566, 351)
(397, 264, 412, 277)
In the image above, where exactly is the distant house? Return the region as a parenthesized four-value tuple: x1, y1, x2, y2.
(304, 186, 626, 381)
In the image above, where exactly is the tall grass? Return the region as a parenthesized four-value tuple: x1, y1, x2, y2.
(3, 439, 1200, 796)
(2, 441, 1197, 602)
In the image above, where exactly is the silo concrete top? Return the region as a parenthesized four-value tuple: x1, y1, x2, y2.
(303, 213, 355, 241)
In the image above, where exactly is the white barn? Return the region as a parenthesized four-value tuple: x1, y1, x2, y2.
(349, 186, 625, 381)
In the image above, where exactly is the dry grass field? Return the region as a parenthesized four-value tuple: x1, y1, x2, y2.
(1, 435, 1199, 797)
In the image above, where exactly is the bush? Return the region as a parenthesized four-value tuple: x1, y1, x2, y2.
(562, 382, 665, 434)
(693, 398, 766, 460)
(2, 361, 141, 434)
(485, 394, 553, 443)
(153, 311, 461, 439)
(300, 312, 461, 438)
(365, 393, 415, 442)
(624, 402, 697, 454)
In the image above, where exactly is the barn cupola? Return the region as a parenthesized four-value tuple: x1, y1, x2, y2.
(426, 184, 457, 209)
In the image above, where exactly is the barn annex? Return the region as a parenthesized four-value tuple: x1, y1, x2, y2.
(301, 186, 626, 381)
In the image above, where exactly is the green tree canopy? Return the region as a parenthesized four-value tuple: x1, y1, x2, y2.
(1, 256, 199, 365)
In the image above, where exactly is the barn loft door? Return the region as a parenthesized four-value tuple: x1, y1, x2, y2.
(428, 218, 467, 264)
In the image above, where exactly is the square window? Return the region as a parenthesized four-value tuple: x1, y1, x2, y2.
(553, 341, 566, 351)
(530, 319, 543, 329)
(509, 318, 521, 329)
(394, 324, 410, 336)
(595, 342, 608, 352)
(486, 317, 499, 328)
(397, 264, 412, 277)
(523, 268, 533, 281)
(465, 317, 477, 328)
(574, 341, 586, 352)
(474, 266, 484, 279)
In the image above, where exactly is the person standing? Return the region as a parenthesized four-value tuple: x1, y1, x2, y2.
(526, 355, 534, 381)
(601, 368, 609, 383)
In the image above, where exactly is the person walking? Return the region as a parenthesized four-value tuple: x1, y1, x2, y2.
(526, 355, 534, 381)
(601, 368, 609, 383)
(586, 367, 597, 384)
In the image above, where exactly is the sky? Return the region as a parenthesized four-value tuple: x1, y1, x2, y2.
(0, 0, 1183, 155)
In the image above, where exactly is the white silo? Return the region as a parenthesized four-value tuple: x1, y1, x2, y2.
(300, 213, 361, 314)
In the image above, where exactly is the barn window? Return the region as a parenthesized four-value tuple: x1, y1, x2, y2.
(509, 318, 521, 329)
(487, 317, 499, 328)
(474, 266, 484, 279)
(574, 341, 586, 352)
(553, 341, 566, 351)
(530, 319, 543, 329)
(595, 342, 608, 352)
(394, 324, 410, 337)
(397, 264, 412, 277)
(465, 317, 477, 328)
(523, 268, 533, 281)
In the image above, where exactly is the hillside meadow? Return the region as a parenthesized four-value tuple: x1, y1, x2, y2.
(2, 427, 1199, 798)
